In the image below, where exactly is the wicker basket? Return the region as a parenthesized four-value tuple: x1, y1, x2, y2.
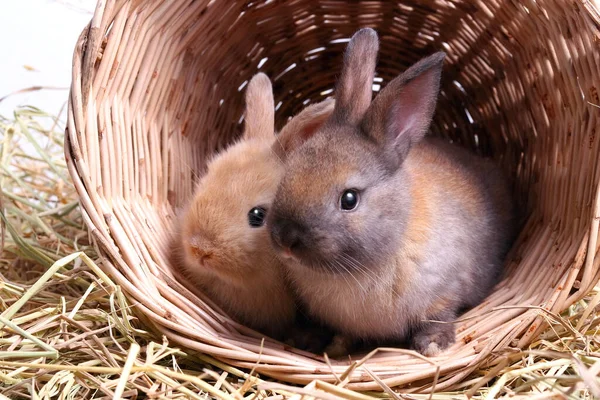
(65, 0, 600, 392)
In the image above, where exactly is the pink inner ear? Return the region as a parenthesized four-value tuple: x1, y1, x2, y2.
(300, 120, 323, 141)
(388, 69, 439, 144)
(279, 120, 322, 156)
(276, 103, 333, 156)
(388, 104, 418, 140)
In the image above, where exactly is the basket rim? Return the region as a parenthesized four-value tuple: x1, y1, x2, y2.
(64, 0, 600, 391)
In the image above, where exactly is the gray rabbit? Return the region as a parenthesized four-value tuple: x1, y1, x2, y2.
(267, 28, 516, 356)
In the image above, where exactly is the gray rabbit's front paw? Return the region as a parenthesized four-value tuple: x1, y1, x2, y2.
(324, 334, 354, 358)
(410, 314, 456, 356)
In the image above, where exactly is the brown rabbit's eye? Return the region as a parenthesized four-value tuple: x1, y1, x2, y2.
(248, 206, 267, 227)
(340, 189, 359, 211)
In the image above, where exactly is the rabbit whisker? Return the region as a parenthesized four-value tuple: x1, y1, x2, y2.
(271, 135, 287, 165)
(338, 253, 376, 283)
(334, 258, 367, 293)
(338, 253, 404, 299)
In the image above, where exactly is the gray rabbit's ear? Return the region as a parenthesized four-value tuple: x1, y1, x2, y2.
(273, 98, 335, 159)
(243, 73, 275, 140)
(331, 28, 379, 126)
(362, 52, 445, 166)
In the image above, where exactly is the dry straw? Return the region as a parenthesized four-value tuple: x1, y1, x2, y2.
(1, 106, 599, 398)
(64, 0, 600, 393)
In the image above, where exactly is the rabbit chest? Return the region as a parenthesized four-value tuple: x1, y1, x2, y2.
(287, 251, 431, 340)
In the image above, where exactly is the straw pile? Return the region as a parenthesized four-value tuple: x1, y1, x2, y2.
(1, 105, 599, 396)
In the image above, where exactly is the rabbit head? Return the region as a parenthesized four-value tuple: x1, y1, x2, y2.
(268, 28, 446, 273)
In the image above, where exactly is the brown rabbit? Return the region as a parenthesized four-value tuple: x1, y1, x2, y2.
(267, 29, 516, 355)
(173, 72, 334, 339)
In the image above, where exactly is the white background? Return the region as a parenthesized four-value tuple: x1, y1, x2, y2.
(0, 0, 95, 118)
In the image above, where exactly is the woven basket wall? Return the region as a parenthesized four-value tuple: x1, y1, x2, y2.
(65, 0, 600, 392)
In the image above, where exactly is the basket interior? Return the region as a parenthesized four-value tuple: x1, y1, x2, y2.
(67, 0, 600, 391)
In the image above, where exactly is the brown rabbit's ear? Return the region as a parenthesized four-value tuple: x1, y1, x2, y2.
(273, 98, 335, 159)
(243, 73, 275, 140)
(331, 28, 379, 126)
(362, 52, 445, 166)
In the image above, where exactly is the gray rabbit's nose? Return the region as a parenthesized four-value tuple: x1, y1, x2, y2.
(270, 218, 305, 255)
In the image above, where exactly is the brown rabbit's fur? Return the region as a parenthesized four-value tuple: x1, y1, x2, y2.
(268, 29, 516, 355)
(172, 73, 334, 338)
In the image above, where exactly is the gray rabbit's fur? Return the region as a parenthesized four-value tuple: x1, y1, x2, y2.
(267, 28, 516, 356)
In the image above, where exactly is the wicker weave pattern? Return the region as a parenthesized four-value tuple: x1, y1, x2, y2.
(66, 0, 600, 391)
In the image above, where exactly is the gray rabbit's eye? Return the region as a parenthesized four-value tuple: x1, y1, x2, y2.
(340, 189, 359, 211)
(248, 206, 267, 227)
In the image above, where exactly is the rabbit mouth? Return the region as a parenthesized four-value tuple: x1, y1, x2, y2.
(282, 248, 351, 274)
(279, 247, 297, 260)
(268, 215, 357, 271)
(271, 240, 325, 270)
(274, 243, 308, 263)
(289, 245, 378, 277)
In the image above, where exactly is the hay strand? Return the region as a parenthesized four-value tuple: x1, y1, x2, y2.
(1, 103, 599, 397)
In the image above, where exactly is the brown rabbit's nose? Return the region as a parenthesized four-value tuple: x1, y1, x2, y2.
(189, 237, 214, 267)
(270, 219, 305, 255)
(190, 245, 212, 262)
